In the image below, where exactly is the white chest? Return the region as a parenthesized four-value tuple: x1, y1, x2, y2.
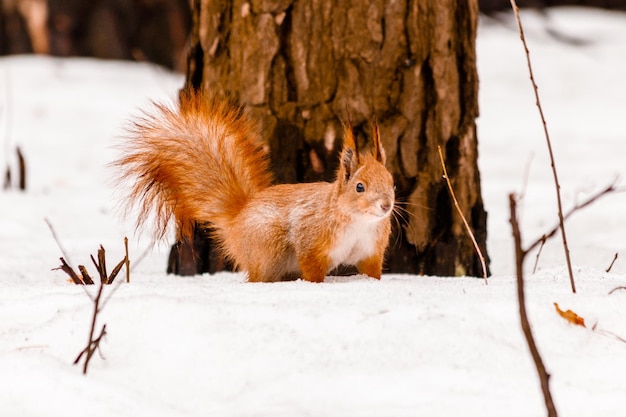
(328, 219, 378, 268)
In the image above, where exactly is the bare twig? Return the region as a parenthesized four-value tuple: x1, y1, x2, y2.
(532, 235, 547, 274)
(124, 237, 130, 283)
(58, 257, 84, 286)
(98, 245, 107, 280)
(437, 146, 488, 281)
(107, 258, 126, 284)
(129, 241, 155, 272)
(509, 194, 558, 417)
(593, 326, 626, 345)
(608, 286, 626, 295)
(1, 147, 26, 190)
(45, 218, 73, 268)
(2, 167, 9, 190)
(606, 253, 618, 273)
(508, 181, 617, 417)
(55, 240, 130, 286)
(77, 265, 95, 285)
(525, 182, 617, 255)
(50, 237, 130, 374)
(16, 146, 26, 190)
(509, 0, 576, 293)
(74, 281, 107, 375)
(90, 245, 109, 283)
(100, 280, 124, 311)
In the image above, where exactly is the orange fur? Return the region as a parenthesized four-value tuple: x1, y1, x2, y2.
(115, 89, 395, 282)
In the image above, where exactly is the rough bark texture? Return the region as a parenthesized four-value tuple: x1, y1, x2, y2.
(171, 0, 490, 277)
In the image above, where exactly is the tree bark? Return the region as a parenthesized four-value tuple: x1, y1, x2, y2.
(171, 0, 490, 277)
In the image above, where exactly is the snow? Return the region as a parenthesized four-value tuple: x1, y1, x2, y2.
(1, 7, 626, 416)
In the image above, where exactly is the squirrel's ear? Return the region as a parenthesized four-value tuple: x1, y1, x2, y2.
(371, 118, 386, 165)
(340, 123, 360, 181)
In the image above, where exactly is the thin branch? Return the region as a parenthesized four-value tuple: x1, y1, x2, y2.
(74, 280, 107, 375)
(16, 146, 26, 190)
(608, 286, 626, 296)
(525, 182, 617, 255)
(510, 182, 618, 417)
(45, 217, 73, 268)
(605, 253, 618, 273)
(124, 237, 130, 283)
(3, 166, 10, 190)
(509, 0, 576, 293)
(437, 146, 488, 281)
(74, 324, 107, 372)
(593, 327, 626, 345)
(58, 257, 85, 286)
(100, 240, 130, 309)
(77, 265, 95, 285)
(98, 245, 108, 281)
(107, 258, 126, 284)
(509, 193, 558, 417)
(532, 235, 546, 274)
(99, 279, 124, 311)
(52, 240, 128, 374)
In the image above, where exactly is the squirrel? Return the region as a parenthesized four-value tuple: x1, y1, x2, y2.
(115, 89, 395, 283)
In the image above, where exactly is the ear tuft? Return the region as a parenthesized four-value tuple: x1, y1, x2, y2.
(371, 118, 386, 164)
(340, 123, 360, 181)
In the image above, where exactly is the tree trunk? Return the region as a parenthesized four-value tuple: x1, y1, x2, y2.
(170, 0, 490, 277)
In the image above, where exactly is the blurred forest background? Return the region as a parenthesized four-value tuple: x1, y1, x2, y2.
(1, 0, 625, 73)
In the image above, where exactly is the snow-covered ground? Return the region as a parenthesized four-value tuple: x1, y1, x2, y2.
(1, 7, 625, 417)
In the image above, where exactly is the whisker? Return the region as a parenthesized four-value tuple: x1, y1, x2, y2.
(395, 200, 435, 212)
(392, 204, 427, 228)
(390, 210, 404, 248)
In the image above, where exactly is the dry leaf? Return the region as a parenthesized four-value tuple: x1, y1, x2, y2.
(554, 302, 586, 327)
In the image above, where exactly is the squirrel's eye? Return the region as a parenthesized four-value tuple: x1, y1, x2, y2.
(356, 182, 365, 193)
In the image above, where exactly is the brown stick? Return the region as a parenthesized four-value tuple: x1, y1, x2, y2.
(509, 0, 576, 293)
(3, 165, 10, 189)
(77, 265, 95, 285)
(45, 218, 73, 268)
(98, 245, 108, 282)
(509, 194, 558, 417)
(16, 146, 26, 191)
(107, 258, 127, 284)
(437, 146, 488, 280)
(608, 286, 626, 295)
(124, 237, 130, 283)
(525, 182, 617, 254)
(606, 253, 618, 273)
(531, 235, 547, 274)
(74, 280, 106, 374)
(59, 257, 84, 285)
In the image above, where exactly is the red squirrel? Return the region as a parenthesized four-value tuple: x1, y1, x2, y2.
(115, 89, 395, 282)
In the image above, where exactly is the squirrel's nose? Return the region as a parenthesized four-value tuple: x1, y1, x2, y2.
(380, 199, 392, 213)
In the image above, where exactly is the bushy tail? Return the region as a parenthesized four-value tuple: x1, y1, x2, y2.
(114, 89, 273, 240)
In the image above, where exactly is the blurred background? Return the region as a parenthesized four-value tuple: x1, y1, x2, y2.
(0, 0, 191, 71)
(1, 0, 625, 73)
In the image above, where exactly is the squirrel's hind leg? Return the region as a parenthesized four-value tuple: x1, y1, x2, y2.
(246, 261, 294, 283)
(247, 267, 280, 283)
(297, 252, 329, 283)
